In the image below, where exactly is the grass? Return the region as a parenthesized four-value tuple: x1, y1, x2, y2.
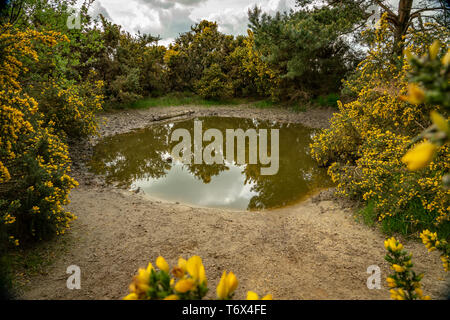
(1, 235, 71, 298)
(313, 93, 340, 108)
(356, 197, 450, 240)
(106, 92, 342, 112)
(253, 99, 276, 109)
(115, 92, 251, 110)
(253, 99, 309, 112)
(356, 200, 377, 227)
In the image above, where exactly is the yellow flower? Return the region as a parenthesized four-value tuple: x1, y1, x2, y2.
(216, 271, 238, 299)
(156, 256, 169, 273)
(246, 291, 272, 300)
(164, 294, 180, 300)
(392, 264, 405, 273)
(178, 257, 187, 272)
(175, 279, 195, 293)
(384, 237, 403, 252)
(429, 40, 440, 60)
(217, 271, 228, 299)
(390, 288, 407, 300)
(399, 84, 425, 105)
(123, 293, 139, 300)
(172, 266, 185, 278)
(129, 262, 153, 294)
(186, 256, 206, 284)
(443, 49, 450, 66)
(404, 48, 413, 61)
(386, 277, 396, 288)
(402, 141, 437, 171)
(414, 288, 423, 297)
(430, 111, 448, 133)
(246, 291, 259, 300)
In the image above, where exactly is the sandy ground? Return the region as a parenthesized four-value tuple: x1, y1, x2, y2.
(19, 105, 449, 300)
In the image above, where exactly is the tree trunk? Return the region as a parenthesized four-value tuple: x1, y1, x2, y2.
(393, 0, 413, 57)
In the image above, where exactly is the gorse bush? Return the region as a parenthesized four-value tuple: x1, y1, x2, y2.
(195, 63, 233, 100)
(164, 21, 277, 101)
(420, 230, 449, 272)
(385, 233, 449, 300)
(247, 3, 362, 101)
(310, 14, 449, 236)
(124, 255, 272, 300)
(0, 26, 79, 247)
(384, 237, 431, 300)
(31, 76, 104, 138)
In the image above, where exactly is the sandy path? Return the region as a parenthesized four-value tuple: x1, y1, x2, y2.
(20, 187, 449, 300)
(19, 105, 449, 300)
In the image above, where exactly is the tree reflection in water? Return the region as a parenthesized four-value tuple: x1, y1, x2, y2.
(89, 117, 333, 210)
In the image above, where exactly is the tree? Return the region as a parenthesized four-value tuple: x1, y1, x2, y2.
(297, 0, 449, 57)
(164, 20, 235, 92)
(95, 15, 165, 105)
(248, 3, 363, 100)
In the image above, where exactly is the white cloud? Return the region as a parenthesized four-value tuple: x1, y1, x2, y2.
(91, 0, 296, 43)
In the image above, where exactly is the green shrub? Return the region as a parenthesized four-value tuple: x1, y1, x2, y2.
(194, 64, 233, 100)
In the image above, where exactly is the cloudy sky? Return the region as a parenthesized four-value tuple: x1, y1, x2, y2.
(89, 0, 296, 45)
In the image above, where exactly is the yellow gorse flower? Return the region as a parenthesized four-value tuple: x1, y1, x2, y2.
(386, 277, 396, 288)
(430, 111, 449, 133)
(123, 293, 139, 300)
(172, 266, 185, 278)
(390, 289, 405, 300)
(392, 264, 406, 273)
(384, 237, 403, 252)
(246, 291, 273, 300)
(401, 141, 437, 171)
(400, 83, 425, 105)
(127, 262, 154, 298)
(178, 257, 187, 272)
(125, 255, 270, 300)
(216, 271, 239, 299)
(429, 40, 440, 60)
(443, 49, 450, 66)
(186, 255, 206, 284)
(156, 256, 170, 273)
(175, 279, 195, 293)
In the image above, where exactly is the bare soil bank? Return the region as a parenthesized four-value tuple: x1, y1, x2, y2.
(20, 105, 449, 300)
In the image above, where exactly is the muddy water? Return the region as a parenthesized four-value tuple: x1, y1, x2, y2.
(89, 117, 333, 210)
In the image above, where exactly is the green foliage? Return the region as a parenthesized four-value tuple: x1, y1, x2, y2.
(248, 3, 363, 100)
(314, 93, 340, 108)
(0, 26, 79, 253)
(195, 63, 233, 100)
(95, 16, 167, 105)
(384, 237, 431, 300)
(9, 0, 105, 139)
(119, 92, 247, 109)
(164, 21, 234, 92)
(357, 200, 377, 227)
(311, 15, 450, 237)
(253, 100, 276, 109)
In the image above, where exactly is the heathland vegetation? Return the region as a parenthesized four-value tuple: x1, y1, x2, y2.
(0, 0, 448, 299)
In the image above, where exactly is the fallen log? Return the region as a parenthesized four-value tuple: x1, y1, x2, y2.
(152, 110, 195, 122)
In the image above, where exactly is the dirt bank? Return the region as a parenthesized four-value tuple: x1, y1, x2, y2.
(19, 105, 449, 300)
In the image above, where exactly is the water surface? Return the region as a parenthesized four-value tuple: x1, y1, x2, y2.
(89, 117, 333, 210)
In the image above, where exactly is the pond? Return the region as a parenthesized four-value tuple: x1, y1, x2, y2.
(88, 116, 333, 210)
